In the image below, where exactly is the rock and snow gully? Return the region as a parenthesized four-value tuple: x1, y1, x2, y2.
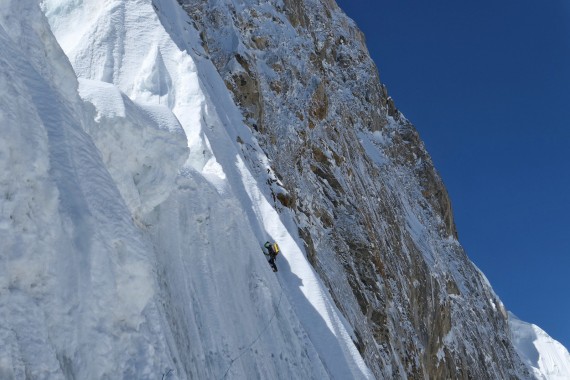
(0, 0, 568, 379)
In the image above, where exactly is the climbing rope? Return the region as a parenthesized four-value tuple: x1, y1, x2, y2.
(220, 288, 284, 379)
(162, 368, 173, 380)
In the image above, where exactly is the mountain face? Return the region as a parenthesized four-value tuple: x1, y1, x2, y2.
(1, 0, 568, 379)
(177, 0, 530, 378)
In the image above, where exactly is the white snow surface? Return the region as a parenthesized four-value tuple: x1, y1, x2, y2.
(509, 312, 570, 380)
(0, 0, 372, 378)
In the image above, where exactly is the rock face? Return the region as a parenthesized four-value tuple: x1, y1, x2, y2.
(180, 0, 529, 378)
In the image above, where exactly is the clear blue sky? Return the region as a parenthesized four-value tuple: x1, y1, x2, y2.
(335, 0, 570, 348)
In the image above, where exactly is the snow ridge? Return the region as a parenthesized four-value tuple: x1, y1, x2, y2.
(510, 313, 570, 380)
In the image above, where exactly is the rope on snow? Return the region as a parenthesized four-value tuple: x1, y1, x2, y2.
(220, 288, 284, 379)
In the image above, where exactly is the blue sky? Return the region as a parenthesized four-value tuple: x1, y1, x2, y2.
(335, 0, 570, 348)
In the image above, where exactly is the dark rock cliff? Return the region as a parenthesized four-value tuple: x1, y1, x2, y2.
(179, 0, 529, 378)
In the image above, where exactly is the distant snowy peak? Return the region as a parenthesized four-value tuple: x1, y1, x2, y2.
(509, 312, 570, 379)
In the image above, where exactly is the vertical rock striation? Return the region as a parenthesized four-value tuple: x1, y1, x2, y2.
(180, 0, 530, 378)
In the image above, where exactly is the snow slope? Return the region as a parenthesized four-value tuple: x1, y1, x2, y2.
(510, 312, 570, 380)
(0, 0, 375, 378)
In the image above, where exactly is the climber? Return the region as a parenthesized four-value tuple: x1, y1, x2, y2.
(263, 241, 280, 272)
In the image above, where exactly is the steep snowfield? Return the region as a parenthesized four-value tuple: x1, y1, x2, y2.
(510, 313, 570, 379)
(3, 0, 376, 378)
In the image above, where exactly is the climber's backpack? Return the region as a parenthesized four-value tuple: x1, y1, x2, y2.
(272, 243, 280, 255)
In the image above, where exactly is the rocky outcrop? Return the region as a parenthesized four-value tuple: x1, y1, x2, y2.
(180, 0, 529, 378)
